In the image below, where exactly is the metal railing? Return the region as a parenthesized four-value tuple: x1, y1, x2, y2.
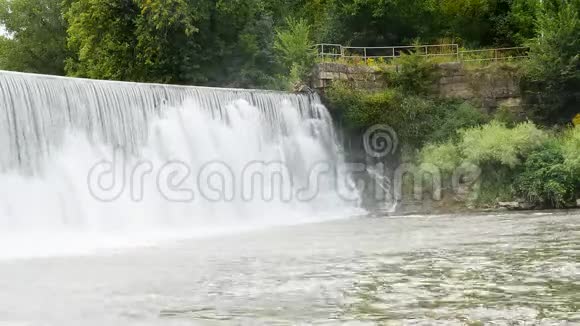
(315, 43, 529, 63)
(459, 47, 529, 62)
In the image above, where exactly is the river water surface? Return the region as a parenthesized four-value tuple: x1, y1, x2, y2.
(0, 211, 578, 325)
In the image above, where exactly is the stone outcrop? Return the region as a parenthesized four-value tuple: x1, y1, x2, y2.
(311, 61, 522, 110)
(439, 62, 521, 110)
(311, 62, 387, 92)
(497, 201, 535, 210)
(498, 201, 521, 210)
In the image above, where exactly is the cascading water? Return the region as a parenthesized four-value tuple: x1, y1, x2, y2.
(0, 70, 360, 258)
(366, 164, 398, 213)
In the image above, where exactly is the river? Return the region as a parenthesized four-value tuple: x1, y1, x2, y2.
(0, 211, 578, 325)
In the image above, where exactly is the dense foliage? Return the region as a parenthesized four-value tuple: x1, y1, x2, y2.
(0, 0, 67, 75)
(514, 143, 577, 208)
(64, 0, 283, 86)
(522, 0, 580, 123)
(324, 48, 578, 208)
(273, 18, 317, 89)
(325, 53, 488, 148)
(458, 121, 548, 168)
(0, 0, 563, 89)
(419, 122, 580, 208)
(0, 0, 578, 208)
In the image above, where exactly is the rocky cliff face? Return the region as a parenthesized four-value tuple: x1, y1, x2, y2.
(311, 62, 387, 92)
(438, 62, 521, 110)
(311, 61, 522, 110)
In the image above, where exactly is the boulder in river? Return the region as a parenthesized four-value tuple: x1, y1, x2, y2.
(498, 202, 520, 210)
(497, 201, 535, 210)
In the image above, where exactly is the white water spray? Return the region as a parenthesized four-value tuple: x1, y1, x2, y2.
(0, 71, 360, 258)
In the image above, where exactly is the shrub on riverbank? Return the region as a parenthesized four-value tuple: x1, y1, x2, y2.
(325, 82, 487, 149)
(514, 142, 576, 208)
(459, 121, 548, 168)
(419, 122, 580, 208)
(562, 126, 580, 173)
(323, 39, 579, 209)
(325, 52, 488, 149)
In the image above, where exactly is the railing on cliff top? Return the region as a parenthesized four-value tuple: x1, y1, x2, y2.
(316, 43, 529, 63)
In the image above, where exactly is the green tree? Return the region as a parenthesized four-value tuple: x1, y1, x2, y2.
(319, 0, 441, 45)
(507, 0, 540, 45)
(64, 0, 284, 87)
(194, 0, 278, 87)
(134, 0, 207, 83)
(224, 14, 279, 88)
(439, 0, 495, 46)
(273, 17, 316, 88)
(0, 0, 67, 74)
(522, 0, 580, 123)
(514, 143, 577, 208)
(65, 0, 141, 80)
(0, 36, 9, 68)
(389, 50, 438, 96)
(439, 0, 539, 47)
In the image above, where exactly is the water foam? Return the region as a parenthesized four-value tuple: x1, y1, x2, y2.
(0, 71, 360, 258)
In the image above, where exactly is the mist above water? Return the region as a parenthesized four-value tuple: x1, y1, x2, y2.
(0, 71, 360, 258)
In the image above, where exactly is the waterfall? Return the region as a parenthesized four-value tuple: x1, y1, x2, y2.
(366, 163, 397, 213)
(0, 70, 360, 258)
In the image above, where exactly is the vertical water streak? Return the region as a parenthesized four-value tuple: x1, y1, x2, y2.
(0, 70, 360, 258)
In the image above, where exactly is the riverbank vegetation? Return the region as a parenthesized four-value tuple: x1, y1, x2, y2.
(1, 0, 578, 208)
(419, 122, 580, 208)
(323, 0, 579, 208)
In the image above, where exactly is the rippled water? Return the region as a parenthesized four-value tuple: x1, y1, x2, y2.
(0, 211, 578, 325)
